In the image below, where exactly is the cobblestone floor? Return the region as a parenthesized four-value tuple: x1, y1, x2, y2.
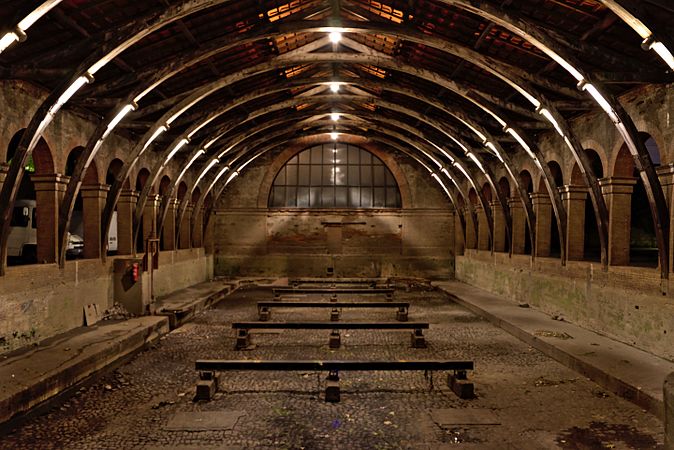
(1, 282, 665, 449)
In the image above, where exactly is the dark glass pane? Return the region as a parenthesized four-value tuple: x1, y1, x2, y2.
(298, 150, 310, 164)
(348, 166, 359, 185)
(298, 165, 310, 185)
(323, 165, 334, 185)
(286, 165, 297, 185)
(310, 187, 321, 207)
(311, 166, 322, 185)
(386, 188, 399, 207)
(361, 188, 373, 208)
(297, 187, 310, 207)
(360, 149, 372, 164)
(373, 165, 385, 185)
(385, 170, 396, 187)
(374, 187, 385, 207)
(275, 167, 286, 186)
(361, 166, 372, 185)
(286, 187, 297, 207)
(321, 187, 335, 206)
(272, 187, 285, 206)
(336, 187, 348, 207)
(349, 187, 361, 207)
(323, 145, 335, 164)
(348, 146, 359, 164)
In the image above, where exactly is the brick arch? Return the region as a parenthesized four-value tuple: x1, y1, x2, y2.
(631, 114, 669, 165)
(539, 160, 562, 192)
(612, 144, 634, 177)
(481, 182, 492, 202)
(191, 186, 201, 204)
(135, 168, 152, 193)
(498, 177, 510, 198)
(256, 138, 412, 209)
(468, 187, 478, 205)
(571, 149, 604, 185)
(106, 158, 129, 189)
(519, 170, 533, 193)
(159, 175, 171, 196)
(6, 129, 54, 175)
(66, 147, 99, 185)
(177, 181, 188, 201)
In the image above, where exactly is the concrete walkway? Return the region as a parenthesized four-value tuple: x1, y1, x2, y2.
(0, 279, 234, 426)
(434, 280, 674, 420)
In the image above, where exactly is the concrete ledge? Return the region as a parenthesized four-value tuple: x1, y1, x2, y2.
(435, 281, 674, 420)
(157, 280, 235, 329)
(0, 316, 169, 426)
(666, 372, 674, 449)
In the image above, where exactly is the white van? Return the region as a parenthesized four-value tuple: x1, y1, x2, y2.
(7, 199, 84, 261)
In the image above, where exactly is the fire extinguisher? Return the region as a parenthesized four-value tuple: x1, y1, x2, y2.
(131, 262, 140, 282)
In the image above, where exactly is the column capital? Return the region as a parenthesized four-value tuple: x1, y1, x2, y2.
(508, 197, 523, 208)
(657, 163, 674, 186)
(0, 163, 8, 184)
(560, 185, 588, 201)
(80, 184, 110, 199)
(599, 177, 637, 195)
(119, 189, 139, 200)
(145, 194, 161, 208)
(529, 192, 552, 205)
(31, 173, 69, 191)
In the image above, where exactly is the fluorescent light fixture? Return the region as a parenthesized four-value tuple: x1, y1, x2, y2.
(55, 74, 92, 110)
(648, 40, 674, 71)
(329, 31, 342, 43)
(208, 166, 230, 191)
(225, 171, 239, 186)
(537, 107, 564, 136)
(165, 138, 190, 164)
(195, 158, 219, 185)
(547, 53, 584, 82)
(18, 1, 64, 30)
(330, 132, 339, 140)
(0, 32, 19, 54)
(141, 125, 168, 153)
(176, 149, 206, 184)
(102, 103, 136, 139)
(431, 142, 454, 163)
(238, 154, 261, 172)
(431, 173, 451, 197)
(505, 128, 536, 160)
(578, 81, 620, 124)
(467, 152, 485, 173)
(330, 113, 340, 122)
(330, 82, 341, 93)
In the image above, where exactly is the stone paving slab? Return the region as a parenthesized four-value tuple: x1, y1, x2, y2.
(434, 280, 674, 420)
(157, 280, 235, 329)
(0, 316, 169, 425)
(429, 408, 500, 425)
(165, 411, 244, 431)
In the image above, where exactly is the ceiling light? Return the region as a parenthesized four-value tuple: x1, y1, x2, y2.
(0, 32, 19, 54)
(329, 31, 342, 44)
(330, 113, 340, 122)
(330, 132, 339, 140)
(330, 82, 340, 93)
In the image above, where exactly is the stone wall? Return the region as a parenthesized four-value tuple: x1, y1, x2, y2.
(456, 251, 674, 361)
(0, 250, 213, 354)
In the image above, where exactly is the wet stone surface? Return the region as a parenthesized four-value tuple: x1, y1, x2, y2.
(1, 283, 665, 449)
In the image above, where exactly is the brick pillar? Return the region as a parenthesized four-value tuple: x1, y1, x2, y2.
(476, 204, 490, 251)
(561, 185, 588, 261)
(117, 190, 139, 255)
(204, 211, 215, 254)
(491, 201, 506, 252)
(179, 204, 193, 249)
(658, 164, 674, 273)
(192, 206, 204, 248)
(143, 195, 160, 245)
(509, 198, 526, 254)
(80, 184, 109, 259)
(31, 174, 68, 264)
(163, 198, 178, 251)
(530, 192, 552, 258)
(454, 212, 465, 256)
(600, 177, 636, 266)
(464, 207, 477, 249)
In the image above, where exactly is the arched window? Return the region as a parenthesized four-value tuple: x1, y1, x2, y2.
(269, 144, 402, 208)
